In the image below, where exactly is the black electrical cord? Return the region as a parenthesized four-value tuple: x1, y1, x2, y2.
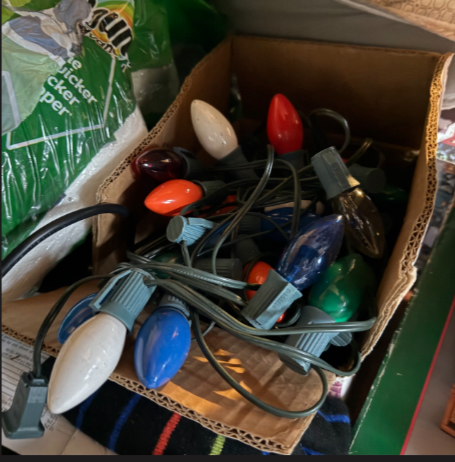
(309, 108, 351, 155)
(190, 309, 328, 418)
(212, 156, 303, 238)
(193, 194, 320, 260)
(344, 138, 373, 167)
(179, 240, 216, 339)
(209, 145, 276, 275)
(179, 178, 261, 217)
(0, 204, 134, 375)
(2, 204, 133, 278)
(33, 274, 112, 377)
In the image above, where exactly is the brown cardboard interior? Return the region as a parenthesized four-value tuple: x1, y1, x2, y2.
(2, 36, 451, 454)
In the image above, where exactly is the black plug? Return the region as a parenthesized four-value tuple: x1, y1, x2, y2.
(2, 372, 48, 439)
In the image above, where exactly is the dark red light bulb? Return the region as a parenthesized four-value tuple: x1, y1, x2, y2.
(131, 147, 185, 183)
(267, 94, 304, 155)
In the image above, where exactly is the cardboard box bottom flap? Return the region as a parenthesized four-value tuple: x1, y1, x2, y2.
(2, 283, 335, 454)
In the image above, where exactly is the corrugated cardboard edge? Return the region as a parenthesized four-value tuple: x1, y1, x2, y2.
(1, 324, 335, 455)
(361, 52, 453, 357)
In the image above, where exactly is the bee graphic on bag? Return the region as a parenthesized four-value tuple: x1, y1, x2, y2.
(82, 0, 133, 67)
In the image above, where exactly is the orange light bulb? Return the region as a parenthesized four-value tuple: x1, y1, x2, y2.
(245, 261, 273, 300)
(144, 179, 203, 216)
(213, 194, 237, 216)
(276, 312, 286, 323)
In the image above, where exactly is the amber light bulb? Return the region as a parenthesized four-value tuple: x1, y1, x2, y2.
(312, 147, 385, 259)
(144, 179, 203, 216)
(245, 261, 273, 300)
(332, 188, 385, 259)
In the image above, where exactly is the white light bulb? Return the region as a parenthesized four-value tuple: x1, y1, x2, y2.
(191, 100, 238, 160)
(48, 313, 126, 414)
(264, 200, 325, 215)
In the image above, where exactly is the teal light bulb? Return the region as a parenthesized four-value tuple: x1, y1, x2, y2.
(152, 253, 183, 279)
(308, 254, 376, 322)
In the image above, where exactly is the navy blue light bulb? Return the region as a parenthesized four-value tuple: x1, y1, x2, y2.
(134, 295, 191, 389)
(58, 293, 97, 344)
(276, 214, 344, 291)
(263, 208, 319, 241)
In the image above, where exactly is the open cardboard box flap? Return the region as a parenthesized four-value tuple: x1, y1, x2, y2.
(2, 37, 452, 454)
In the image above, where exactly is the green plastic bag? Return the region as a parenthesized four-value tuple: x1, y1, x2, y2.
(1, 0, 166, 259)
(1, 0, 226, 263)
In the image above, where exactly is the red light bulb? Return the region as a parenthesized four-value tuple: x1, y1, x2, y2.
(131, 147, 185, 183)
(144, 179, 203, 216)
(245, 261, 273, 300)
(267, 94, 303, 155)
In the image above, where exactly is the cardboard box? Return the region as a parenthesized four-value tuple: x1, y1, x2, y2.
(2, 37, 452, 454)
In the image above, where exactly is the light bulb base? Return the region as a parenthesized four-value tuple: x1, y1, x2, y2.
(166, 216, 216, 245)
(330, 331, 352, 347)
(216, 146, 258, 181)
(348, 164, 386, 194)
(242, 270, 302, 330)
(158, 293, 190, 318)
(194, 258, 243, 280)
(238, 215, 261, 235)
(2, 372, 47, 439)
(233, 235, 262, 265)
(311, 147, 359, 200)
(192, 179, 226, 197)
(173, 147, 210, 181)
(90, 270, 156, 332)
(279, 305, 339, 375)
(276, 149, 306, 174)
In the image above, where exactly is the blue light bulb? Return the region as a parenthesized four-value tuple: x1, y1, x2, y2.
(276, 214, 344, 291)
(134, 303, 191, 389)
(57, 293, 97, 344)
(262, 209, 319, 241)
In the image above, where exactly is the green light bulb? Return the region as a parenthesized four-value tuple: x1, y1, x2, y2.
(369, 185, 408, 212)
(152, 253, 183, 279)
(308, 254, 376, 322)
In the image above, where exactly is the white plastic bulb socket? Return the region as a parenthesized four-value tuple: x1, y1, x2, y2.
(191, 100, 238, 160)
(47, 313, 126, 414)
